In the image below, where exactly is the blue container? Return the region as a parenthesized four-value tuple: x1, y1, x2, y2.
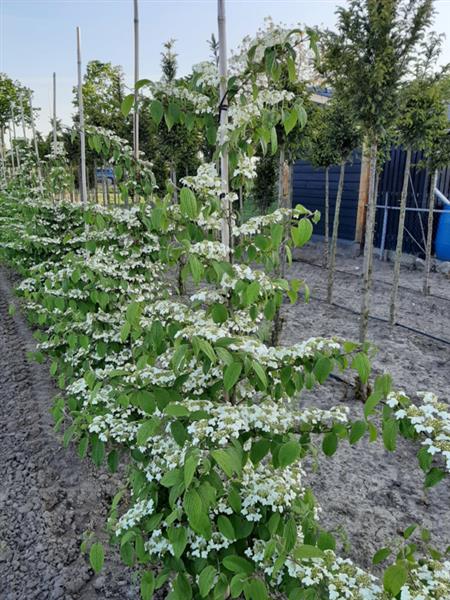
(435, 203, 450, 261)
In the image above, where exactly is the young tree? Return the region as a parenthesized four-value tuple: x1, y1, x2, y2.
(161, 39, 178, 83)
(323, 0, 434, 343)
(390, 64, 448, 322)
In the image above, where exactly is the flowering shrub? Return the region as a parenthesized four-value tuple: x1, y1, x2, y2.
(1, 20, 449, 600)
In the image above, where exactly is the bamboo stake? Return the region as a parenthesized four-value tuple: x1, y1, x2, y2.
(10, 104, 21, 168)
(327, 161, 346, 303)
(389, 146, 412, 325)
(8, 121, 15, 175)
(217, 0, 231, 253)
(52, 72, 57, 155)
(19, 93, 28, 144)
(133, 0, 139, 163)
(77, 27, 88, 204)
(359, 142, 378, 343)
(423, 169, 438, 296)
(28, 91, 44, 195)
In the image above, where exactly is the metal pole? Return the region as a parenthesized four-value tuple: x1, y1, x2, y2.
(379, 192, 389, 260)
(10, 104, 21, 167)
(77, 27, 88, 204)
(217, 0, 230, 253)
(0, 127, 7, 184)
(28, 91, 44, 195)
(8, 121, 15, 175)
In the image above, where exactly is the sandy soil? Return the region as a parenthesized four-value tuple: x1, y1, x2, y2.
(283, 242, 450, 569)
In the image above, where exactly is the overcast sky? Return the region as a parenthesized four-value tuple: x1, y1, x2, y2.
(2, 0, 450, 134)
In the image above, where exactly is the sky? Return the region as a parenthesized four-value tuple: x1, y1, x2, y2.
(1, 0, 450, 134)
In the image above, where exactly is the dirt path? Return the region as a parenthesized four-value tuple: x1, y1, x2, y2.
(0, 266, 139, 600)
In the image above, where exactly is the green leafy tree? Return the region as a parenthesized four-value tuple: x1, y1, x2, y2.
(323, 0, 435, 343)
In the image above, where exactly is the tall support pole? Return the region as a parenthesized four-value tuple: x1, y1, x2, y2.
(28, 91, 44, 194)
(8, 121, 15, 175)
(133, 0, 139, 163)
(52, 72, 58, 154)
(217, 0, 231, 253)
(19, 94, 28, 144)
(10, 104, 20, 168)
(423, 169, 438, 296)
(0, 126, 7, 184)
(77, 27, 88, 204)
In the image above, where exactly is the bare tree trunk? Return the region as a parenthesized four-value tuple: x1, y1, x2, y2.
(170, 163, 178, 203)
(327, 161, 345, 303)
(359, 142, 378, 343)
(0, 126, 7, 185)
(423, 169, 438, 296)
(8, 122, 15, 175)
(28, 91, 44, 195)
(10, 105, 20, 168)
(19, 94, 28, 144)
(218, 0, 231, 255)
(389, 146, 412, 325)
(76, 27, 88, 204)
(271, 146, 291, 346)
(324, 165, 329, 267)
(102, 166, 107, 206)
(94, 160, 98, 203)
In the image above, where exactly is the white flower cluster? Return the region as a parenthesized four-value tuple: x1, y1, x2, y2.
(388, 391, 450, 472)
(189, 240, 231, 261)
(115, 498, 155, 536)
(181, 162, 222, 198)
(232, 154, 260, 181)
(192, 61, 220, 88)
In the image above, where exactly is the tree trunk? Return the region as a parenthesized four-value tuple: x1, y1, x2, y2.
(389, 146, 412, 325)
(8, 122, 15, 175)
(52, 73, 57, 155)
(94, 161, 98, 203)
(133, 0, 139, 205)
(423, 169, 438, 296)
(359, 142, 378, 343)
(327, 161, 345, 303)
(324, 166, 330, 267)
(271, 146, 291, 346)
(28, 91, 44, 195)
(170, 164, 178, 203)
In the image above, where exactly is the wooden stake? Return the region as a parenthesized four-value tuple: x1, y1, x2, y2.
(77, 27, 88, 204)
(327, 161, 346, 303)
(218, 0, 231, 253)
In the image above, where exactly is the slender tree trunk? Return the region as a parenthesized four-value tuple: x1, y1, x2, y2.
(19, 94, 28, 144)
(359, 142, 378, 343)
(94, 160, 98, 203)
(8, 122, 15, 175)
(218, 0, 231, 255)
(324, 166, 330, 267)
(0, 127, 7, 185)
(327, 161, 345, 303)
(170, 163, 178, 203)
(102, 166, 107, 206)
(10, 106, 20, 168)
(76, 27, 88, 204)
(423, 169, 438, 296)
(389, 146, 412, 325)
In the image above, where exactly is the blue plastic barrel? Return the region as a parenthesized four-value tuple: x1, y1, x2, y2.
(435, 203, 450, 261)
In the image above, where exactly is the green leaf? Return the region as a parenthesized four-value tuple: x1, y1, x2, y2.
(180, 188, 198, 219)
(136, 418, 160, 446)
(364, 390, 383, 418)
(184, 489, 211, 539)
(168, 526, 188, 559)
(291, 219, 313, 248)
(173, 572, 192, 599)
(425, 467, 446, 488)
(211, 447, 242, 477)
(278, 440, 301, 468)
(283, 109, 298, 135)
(373, 547, 391, 565)
(382, 418, 398, 452)
(198, 566, 217, 598)
(89, 542, 104, 574)
(294, 545, 325, 560)
(245, 280, 261, 304)
(120, 321, 131, 342)
(248, 579, 268, 600)
(418, 447, 433, 472)
(352, 353, 371, 384)
(250, 438, 270, 465)
(211, 303, 228, 324)
(252, 360, 268, 389)
(141, 571, 155, 600)
(322, 432, 338, 456)
(184, 453, 200, 488)
(383, 564, 408, 596)
(150, 99, 164, 125)
(317, 531, 336, 551)
(121, 94, 135, 117)
(223, 555, 254, 575)
(313, 357, 333, 384)
(217, 515, 236, 540)
(349, 420, 367, 444)
(223, 361, 243, 391)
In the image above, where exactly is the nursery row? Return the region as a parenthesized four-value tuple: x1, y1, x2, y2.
(0, 189, 449, 600)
